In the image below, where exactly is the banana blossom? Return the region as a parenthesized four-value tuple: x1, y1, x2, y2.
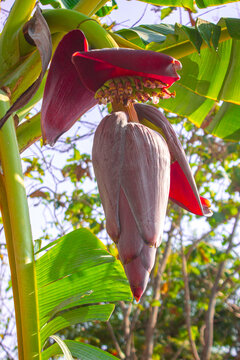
(42, 30, 212, 300)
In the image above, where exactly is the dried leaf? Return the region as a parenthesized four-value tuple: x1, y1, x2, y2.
(0, 6, 52, 128)
(75, 164, 87, 181)
(29, 189, 49, 199)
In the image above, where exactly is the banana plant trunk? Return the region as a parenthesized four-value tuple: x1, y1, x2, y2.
(0, 92, 41, 360)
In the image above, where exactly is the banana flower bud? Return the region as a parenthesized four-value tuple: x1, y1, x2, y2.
(92, 112, 170, 301)
(41, 29, 212, 301)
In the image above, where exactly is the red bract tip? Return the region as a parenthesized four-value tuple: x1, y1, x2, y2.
(169, 161, 212, 216)
(172, 58, 182, 71)
(133, 287, 144, 303)
(200, 196, 211, 208)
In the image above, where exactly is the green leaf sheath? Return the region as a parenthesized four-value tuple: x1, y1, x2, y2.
(0, 92, 41, 360)
(52, 0, 109, 15)
(2, 33, 61, 104)
(16, 112, 42, 153)
(42, 9, 118, 48)
(0, 0, 36, 75)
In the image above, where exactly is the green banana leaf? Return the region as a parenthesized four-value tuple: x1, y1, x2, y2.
(136, 0, 240, 10)
(114, 18, 240, 141)
(96, 0, 118, 17)
(39, 0, 117, 15)
(42, 340, 119, 359)
(115, 18, 240, 53)
(35, 228, 132, 357)
(158, 84, 240, 142)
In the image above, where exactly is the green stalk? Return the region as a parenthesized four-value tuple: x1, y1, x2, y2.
(74, 0, 108, 16)
(1, 49, 42, 102)
(111, 32, 143, 49)
(0, 0, 36, 73)
(1, 33, 60, 103)
(43, 9, 118, 48)
(17, 112, 42, 153)
(0, 92, 41, 359)
(17, 9, 117, 61)
(0, 176, 24, 359)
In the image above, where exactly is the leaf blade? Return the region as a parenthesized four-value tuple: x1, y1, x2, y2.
(42, 340, 120, 360)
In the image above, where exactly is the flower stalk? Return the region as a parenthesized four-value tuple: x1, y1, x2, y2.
(111, 101, 139, 123)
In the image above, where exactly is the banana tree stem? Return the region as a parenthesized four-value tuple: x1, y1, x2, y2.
(0, 92, 41, 360)
(0, 176, 24, 360)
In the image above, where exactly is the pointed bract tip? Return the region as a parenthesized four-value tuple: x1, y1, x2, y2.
(200, 196, 211, 208)
(132, 286, 144, 302)
(173, 59, 182, 71)
(200, 196, 213, 217)
(41, 127, 60, 147)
